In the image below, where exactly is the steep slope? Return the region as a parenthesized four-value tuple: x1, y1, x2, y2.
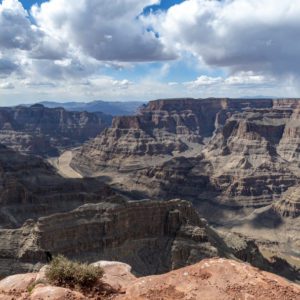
(72, 98, 273, 173)
(0, 199, 232, 277)
(71, 98, 300, 207)
(0, 104, 112, 156)
(69, 98, 300, 273)
(0, 143, 281, 279)
(273, 186, 300, 218)
(1, 197, 295, 280)
(0, 145, 117, 229)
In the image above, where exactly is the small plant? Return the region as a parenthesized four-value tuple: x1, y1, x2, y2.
(45, 255, 104, 289)
(27, 279, 47, 294)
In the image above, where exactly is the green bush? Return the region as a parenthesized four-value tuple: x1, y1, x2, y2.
(45, 255, 104, 288)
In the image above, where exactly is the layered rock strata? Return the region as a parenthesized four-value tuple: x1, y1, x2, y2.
(72, 98, 274, 172)
(0, 104, 112, 156)
(72, 98, 300, 210)
(0, 199, 235, 277)
(0, 144, 117, 229)
(273, 186, 300, 218)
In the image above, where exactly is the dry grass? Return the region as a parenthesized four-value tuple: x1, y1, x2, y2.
(45, 255, 104, 289)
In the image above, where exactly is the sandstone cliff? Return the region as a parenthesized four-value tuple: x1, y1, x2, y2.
(0, 104, 112, 156)
(69, 98, 300, 276)
(0, 140, 298, 282)
(0, 145, 116, 229)
(71, 98, 300, 209)
(0, 199, 235, 277)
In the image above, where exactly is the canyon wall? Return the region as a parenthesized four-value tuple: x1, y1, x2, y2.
(72, 98, 300, 209)
(0, 104, 112, 156)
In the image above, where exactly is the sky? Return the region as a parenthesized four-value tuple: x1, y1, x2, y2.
(0, 0, 300, 105)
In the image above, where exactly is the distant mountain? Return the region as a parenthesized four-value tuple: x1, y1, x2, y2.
(38, 100, 145, 116)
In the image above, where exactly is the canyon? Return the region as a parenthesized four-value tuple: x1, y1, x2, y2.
(70, 98, 300, 278)
(0, 98, 299, 298)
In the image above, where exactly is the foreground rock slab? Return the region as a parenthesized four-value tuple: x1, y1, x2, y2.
(117, 258, 300, 300)
(1, 258, 299, 300)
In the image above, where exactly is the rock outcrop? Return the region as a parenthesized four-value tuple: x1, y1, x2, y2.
(0, 144, 116, 229)
(1, 142, 284, 280)
(72, 98, 274, 172)
(0, 199, 237, 277)
(69, 98, 300, 276)
(273, 186, 300, 218)
(71, 98, 300, 210)
(1, 258, 300, 300)
(0, 104, 112, 156)
(119, 258, 300, 300)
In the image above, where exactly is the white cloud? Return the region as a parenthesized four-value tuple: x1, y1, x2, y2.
(1, 0, 300, 104)
(185, 72, 275, 90)
(150, 0, 300, 76)
(225, 71, 273, 85)
(0, 0, 38, 51)
(185, 75, 223, 88)
(31, 0, 174, 62)
(0, 82, 14, 89)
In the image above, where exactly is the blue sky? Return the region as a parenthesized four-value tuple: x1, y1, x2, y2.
(0, 0, 299, 104)
(21, 0, 186, 12)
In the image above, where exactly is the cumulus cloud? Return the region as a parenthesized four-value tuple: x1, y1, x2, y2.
(0, 0, 38, 51)
(151, 0, 300, 76)
(1, 0, 300, 103)
(31, 0, 175, 62)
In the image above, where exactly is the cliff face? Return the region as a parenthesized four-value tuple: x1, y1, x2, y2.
(72, 98, 274, 172)
(72, 98, 300, 211)
(273, 186, 300, 218)
(0, 199, 230, 277)
(0, 145, 116, 229)
(1, 198, 293, 280)
(0, 104, 112, 156)
(0, 143, 272, 279)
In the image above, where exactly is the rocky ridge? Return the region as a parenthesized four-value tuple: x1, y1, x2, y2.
(70, 98, 300, 274)
(273, 186, 300, 218)
(71, 98, 300, 209)
(0, 104, 112, 156)
(0, 144, 116, 229)
(1, 258, 300, 300)
(0, 198, 239, 277)
(0, 142, 286, 280)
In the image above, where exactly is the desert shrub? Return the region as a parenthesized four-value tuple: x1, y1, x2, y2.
(27, 279, 48, 293)
(45, 255, 104, 288)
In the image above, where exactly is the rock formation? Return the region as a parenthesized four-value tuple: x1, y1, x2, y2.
(273, 186, 300, 218)
(71, 98, 300, 209)
(0, 104, 112, 156)
(69, 98, 300, 278)
(0, 198, 235, 277)
(0, 144, 116, 229)
(1, 142, 287, 280)
(119, 258, 300, 300)
(1, 258, 300, 300)
(72, 98, 275, 172)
